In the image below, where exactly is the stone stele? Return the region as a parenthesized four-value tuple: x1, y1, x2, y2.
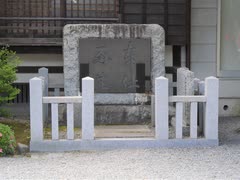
(63, 24, 165, 96)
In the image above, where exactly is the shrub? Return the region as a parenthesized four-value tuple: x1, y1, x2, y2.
(0, 47, 20, 103)
(0, 47, 20, 117)
(0, 123, 16, 156)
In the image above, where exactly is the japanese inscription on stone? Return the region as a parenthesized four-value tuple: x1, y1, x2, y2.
(79, 39, 151, 93)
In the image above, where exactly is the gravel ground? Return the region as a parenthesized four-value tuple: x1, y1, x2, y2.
(1, 117, 240, 179)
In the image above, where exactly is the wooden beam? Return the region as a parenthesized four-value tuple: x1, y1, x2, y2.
(0, 38, 62, 46)
(186, 0, 191, 69)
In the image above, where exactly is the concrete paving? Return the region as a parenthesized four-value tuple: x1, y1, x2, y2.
(1, 117, 240, 179)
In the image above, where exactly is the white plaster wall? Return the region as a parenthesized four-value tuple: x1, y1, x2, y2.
(16, 54, 64, 87)
(191, 0, 240, 116)
(18, 54, 63, 66)
(16, 73, 64, 87)
(219, 98, 240, 117)
(191, 0, 218, 80)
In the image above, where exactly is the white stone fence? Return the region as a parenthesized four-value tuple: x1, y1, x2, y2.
(30, 76, 94, 150)
(156, 76, 219, 140)
(29, 76, 219, 152)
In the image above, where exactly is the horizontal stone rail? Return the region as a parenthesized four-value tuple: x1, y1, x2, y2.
(169, 96, 206, 103)
(42, 96, 82, 104)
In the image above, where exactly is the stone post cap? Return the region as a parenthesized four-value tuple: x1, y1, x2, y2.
(39, 67, 48, 70)
(205, 76, 218, 80)
(156, 76, 167, 80)
(30, 77, 43, 81)
(82, 77, 94, 80)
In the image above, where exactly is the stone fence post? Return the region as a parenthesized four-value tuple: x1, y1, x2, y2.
(38, 67, 49, 122)
(177, 67, 194, 126)
(82, 77, 94, 140)
(205, 77, 219, 140)
(198, 81, 205, 132)
(155, 76, 169, 140)
(30, 77, 44, 142)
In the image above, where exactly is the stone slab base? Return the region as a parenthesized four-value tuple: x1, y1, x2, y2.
(2, 103, 176, 126)
(95, 105, 151, 125)
(30, 139, 219, 152)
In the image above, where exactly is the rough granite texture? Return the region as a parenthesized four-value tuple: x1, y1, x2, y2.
(177, 67, 195, 126)
(63, 24, 165, 95)
(94, 93, 150, 105)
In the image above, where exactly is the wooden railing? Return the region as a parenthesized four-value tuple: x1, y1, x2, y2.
(0, 0, 120, 45)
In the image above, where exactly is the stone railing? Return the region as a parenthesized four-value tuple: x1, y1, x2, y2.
(30, 76, 94, 151)
(29, 75, 219, 152)
(156, 76, 219, 141)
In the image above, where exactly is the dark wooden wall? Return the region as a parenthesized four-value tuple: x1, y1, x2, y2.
(1, 0, 191, 68)
(120, 0, 190, 46)
(1, 0, 190, 47)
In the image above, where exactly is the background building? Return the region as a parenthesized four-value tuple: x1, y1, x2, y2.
(0, 0, 238, 117)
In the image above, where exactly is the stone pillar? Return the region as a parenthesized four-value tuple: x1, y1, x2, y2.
(177, 67, 194, 126)
(38, 67, 49, 123)
(155, 77, 169, 140)
(82, 77, 94, 140)
(205, 77, 219, 140)
(30, 77, 44, 142)
(198, 81, 205, 132)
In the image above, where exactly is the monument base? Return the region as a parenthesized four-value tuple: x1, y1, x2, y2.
(56, 105, 152, 127)
(53, 94, 176, 127)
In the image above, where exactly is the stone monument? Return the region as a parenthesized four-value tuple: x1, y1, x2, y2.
(63, 24, 165, 125)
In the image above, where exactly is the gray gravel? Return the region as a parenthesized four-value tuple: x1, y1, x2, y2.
(1, 117, 240, 179)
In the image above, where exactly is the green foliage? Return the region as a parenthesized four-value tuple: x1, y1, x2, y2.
(0, 123, 16, 156)
(0, 47, 20, 108)
(0, 109, 12, 118)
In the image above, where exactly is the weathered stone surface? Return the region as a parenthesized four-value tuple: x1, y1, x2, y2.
(95, 93, 150, 105)
(79, 39, 151, 93)
(17, 143, 29, 154)
(95, 105, 151, 125)
(63, 24, 165, 95)
(177, 67, 195, 126)
(59, 102, 176, 126)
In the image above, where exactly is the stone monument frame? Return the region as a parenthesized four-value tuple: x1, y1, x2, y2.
(63, 24, 165, 96)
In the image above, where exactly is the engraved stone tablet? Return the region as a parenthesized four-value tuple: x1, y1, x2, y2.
(79, 39, 151, 93)
(64, 24, 165, 96)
